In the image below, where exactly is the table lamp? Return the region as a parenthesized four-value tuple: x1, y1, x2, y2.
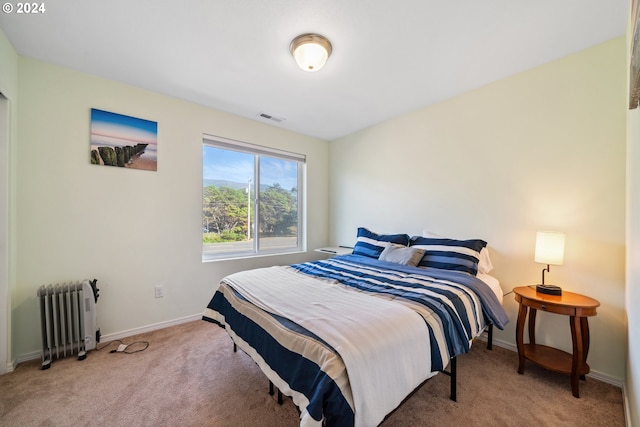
(534, 231, 565, 295)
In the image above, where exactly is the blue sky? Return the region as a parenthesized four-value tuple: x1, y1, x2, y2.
(203, 146, 298, 190)
(90, 108, 157, 147)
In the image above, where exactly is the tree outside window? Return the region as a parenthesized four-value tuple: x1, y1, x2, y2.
(202, 137, 304, 260)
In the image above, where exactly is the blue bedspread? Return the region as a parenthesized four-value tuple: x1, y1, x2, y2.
(299, 254, 508, 329)
(290, 254, 508, 369)
(203, 254, 508, 426)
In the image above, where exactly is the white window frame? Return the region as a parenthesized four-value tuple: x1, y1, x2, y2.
(202, 134, 305, 261)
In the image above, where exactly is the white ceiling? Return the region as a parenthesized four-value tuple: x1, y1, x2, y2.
(0, 0, 630, 140)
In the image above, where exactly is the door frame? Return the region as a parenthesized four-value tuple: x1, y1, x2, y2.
(0, 93, 11, 373)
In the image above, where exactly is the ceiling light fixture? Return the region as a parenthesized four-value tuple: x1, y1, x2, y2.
(290, 33, 332, 72)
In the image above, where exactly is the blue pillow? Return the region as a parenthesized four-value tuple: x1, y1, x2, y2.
(352, 228, 410, 259)
(409, 236, 487, 275)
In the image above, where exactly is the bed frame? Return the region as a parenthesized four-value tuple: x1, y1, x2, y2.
(206, 255, 508, 425)
(231, 322, 494, 408)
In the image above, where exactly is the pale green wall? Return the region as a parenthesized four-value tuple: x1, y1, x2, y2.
(330, 38, 627, 382)
(13, 57, 329, 359)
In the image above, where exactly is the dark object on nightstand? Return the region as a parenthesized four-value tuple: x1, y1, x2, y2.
(536, 284, 562, 295)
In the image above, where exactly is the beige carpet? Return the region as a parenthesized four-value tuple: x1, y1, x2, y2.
(0, 320, 625, 426)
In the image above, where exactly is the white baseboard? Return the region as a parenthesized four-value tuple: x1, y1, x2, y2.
(13, 350, 40, 368)
(476, 331, 517, 353)
(486, 335, 517, 352)
(99, 313, 202, 342)
(478, 334, 624, 388)
(11, 313, 203, 369)
(622, 382, 632, 427)
(588, 368, 624, 388)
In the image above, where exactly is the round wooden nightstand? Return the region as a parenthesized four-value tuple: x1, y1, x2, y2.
(513, 286, 600, 398)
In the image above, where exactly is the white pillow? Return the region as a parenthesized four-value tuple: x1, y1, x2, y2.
(379, 243, 425, 267)
(478, 246, 493, 274)
(422, 230, 494, 274)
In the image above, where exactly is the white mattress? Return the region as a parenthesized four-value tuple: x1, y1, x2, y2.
(477, 273, 503, 304)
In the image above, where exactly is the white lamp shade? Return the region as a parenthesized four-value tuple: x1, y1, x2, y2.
(534, 231, 565, 266)
(290, 34, 332, 72)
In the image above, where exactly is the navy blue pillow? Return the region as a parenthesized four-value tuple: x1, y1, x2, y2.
(409, 236, 487, 275)
(352, 228, 410, 259)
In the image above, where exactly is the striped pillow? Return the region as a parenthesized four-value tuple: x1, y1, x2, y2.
(409, 236, 487, 275)
(352, 228, 410, 259)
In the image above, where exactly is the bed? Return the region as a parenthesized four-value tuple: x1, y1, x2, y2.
(203, 229, 509, 427)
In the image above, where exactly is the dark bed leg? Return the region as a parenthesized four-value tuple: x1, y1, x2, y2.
(233, 343, 237, 353)
(450, 357, 457, 402)
(268, 381, 283, 405)
(440, 356, 457, 402)
(487, 323, 493, 350)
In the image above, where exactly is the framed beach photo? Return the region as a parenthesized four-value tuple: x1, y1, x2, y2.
(631, 0, 640, 109)
(90, 108, 158, 171)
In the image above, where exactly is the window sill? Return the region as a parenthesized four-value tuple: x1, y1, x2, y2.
(202, 248, 305, 263)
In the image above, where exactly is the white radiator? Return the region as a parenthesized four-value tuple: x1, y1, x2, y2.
(37, 279, 100, 369)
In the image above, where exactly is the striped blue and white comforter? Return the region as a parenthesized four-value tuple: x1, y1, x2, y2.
(203, 254, 508, 427)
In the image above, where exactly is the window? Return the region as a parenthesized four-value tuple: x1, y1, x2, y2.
(202, 135, 305, 260)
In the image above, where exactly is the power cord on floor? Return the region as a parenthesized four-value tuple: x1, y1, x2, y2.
(96, 339, 149, 354)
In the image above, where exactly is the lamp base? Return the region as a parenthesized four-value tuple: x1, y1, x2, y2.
(536, 284, 562, 295)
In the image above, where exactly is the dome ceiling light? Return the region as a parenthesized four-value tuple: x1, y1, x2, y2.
(290, 33, 332, 72)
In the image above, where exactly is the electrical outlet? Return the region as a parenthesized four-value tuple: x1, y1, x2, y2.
(154, 285, 164, 298)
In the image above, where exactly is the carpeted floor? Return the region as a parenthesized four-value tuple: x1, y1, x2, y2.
(0, 320, 625, 426)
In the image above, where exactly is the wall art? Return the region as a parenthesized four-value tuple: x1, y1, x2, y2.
(90, 108, 158, 171)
